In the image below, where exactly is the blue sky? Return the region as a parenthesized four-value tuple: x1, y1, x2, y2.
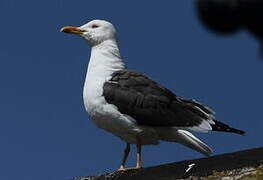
(0, 1, 262, 180)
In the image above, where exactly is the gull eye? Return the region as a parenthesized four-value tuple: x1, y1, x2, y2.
(91, 24, 99, 28)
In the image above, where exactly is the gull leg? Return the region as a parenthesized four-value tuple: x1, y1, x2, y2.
(117, 137, 143, 171)
(136, 136, 142, 169)
(118, 143, 130, 171)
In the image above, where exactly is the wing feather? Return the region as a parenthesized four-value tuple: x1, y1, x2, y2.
(103, 69, 214, 130)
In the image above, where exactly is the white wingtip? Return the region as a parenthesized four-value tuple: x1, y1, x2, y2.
(185, 120, 213, 133)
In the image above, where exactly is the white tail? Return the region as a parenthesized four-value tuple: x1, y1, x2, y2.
(156, 128, 213, 156)
(176, 130, 213, 156)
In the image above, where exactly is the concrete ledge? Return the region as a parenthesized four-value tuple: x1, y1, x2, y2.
(71, 147, 263, 180)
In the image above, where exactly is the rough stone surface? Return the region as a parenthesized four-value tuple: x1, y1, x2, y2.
(71, 147, 263, 180)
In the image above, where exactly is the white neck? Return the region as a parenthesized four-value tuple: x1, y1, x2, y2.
(83, 39, 125, 105)
(87, 39, 125, 80)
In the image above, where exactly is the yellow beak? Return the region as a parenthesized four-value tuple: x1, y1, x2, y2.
(60, 26, 84, 34)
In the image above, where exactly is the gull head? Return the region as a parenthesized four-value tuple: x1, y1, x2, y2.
(61, 19, 117, 46)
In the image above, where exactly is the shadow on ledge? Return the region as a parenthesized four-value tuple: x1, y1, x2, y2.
(72, 147, 263, 180)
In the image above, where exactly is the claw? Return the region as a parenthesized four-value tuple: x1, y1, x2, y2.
(117, 166, 143, 171)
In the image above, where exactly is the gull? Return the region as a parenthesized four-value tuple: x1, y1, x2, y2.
(60, 19, 245, 171)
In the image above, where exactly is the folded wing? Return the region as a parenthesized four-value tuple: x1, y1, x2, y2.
(103, 69, 215, 132)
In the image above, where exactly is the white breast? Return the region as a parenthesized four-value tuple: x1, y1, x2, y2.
(83, 75, 146, 143)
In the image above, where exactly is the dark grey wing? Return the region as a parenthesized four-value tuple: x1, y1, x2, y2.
(103, 69, 214, 128)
